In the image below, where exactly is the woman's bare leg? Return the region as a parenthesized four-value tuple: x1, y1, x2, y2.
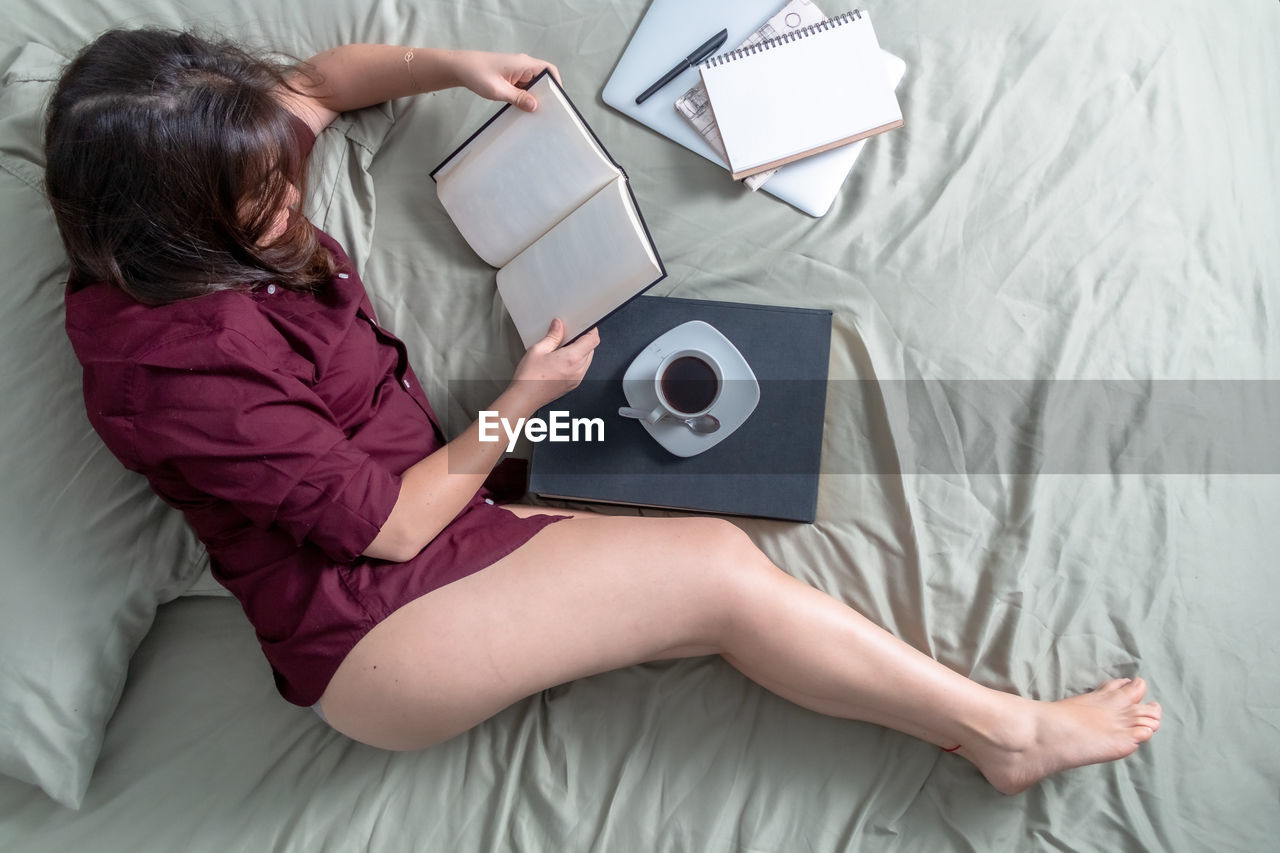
(318, 514, 1160, 794)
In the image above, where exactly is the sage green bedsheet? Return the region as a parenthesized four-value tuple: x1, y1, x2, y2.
(2, 0, 1278, 849)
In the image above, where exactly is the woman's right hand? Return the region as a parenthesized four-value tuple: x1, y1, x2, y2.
(446, 50, 562, 112)
(508, 318, 600, 412)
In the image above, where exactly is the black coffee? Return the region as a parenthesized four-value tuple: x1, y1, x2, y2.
(660, 355, 718, 414)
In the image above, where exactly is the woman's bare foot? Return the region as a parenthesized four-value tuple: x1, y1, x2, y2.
(957, 678, 1162, 795)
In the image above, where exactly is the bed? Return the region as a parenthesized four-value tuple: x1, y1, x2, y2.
(2, 0, 1277, 850)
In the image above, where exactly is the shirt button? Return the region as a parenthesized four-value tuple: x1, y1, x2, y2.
(402, 379, 411, 390)
(338, 273, 350, 279)
(484, 498, 495, 505)
(266, 284, 277, 295)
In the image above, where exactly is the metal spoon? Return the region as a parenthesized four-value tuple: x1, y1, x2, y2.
(618, 406, 721, 434)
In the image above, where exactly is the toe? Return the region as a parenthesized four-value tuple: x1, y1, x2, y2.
(1119, 677, 1147, 702)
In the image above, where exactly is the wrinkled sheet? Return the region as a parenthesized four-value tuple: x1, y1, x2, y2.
(3, 0, 1278, 850)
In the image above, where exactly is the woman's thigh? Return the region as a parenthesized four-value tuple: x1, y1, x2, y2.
(317, 514, 766, 751)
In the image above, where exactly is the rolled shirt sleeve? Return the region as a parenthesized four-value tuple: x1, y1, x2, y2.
(129, 326, 400, 563)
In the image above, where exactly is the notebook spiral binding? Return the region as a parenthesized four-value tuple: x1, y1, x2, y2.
(701, 10, 864, 69)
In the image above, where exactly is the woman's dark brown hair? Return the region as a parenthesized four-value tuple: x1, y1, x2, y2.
(44, 28, 333, 304)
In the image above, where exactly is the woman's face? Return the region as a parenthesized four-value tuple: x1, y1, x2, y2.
(259, 182, 300, 245)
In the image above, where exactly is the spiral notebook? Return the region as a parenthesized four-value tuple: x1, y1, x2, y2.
(699, 10, 903, 181)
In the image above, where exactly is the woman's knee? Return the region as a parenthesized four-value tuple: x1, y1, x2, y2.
(671, 517, 777, 594)
(702, 517, 761, 558)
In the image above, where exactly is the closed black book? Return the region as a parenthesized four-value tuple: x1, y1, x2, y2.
(528, 296, 831, 522)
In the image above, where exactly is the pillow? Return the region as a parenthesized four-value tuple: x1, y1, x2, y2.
(0, 42, 393, 808)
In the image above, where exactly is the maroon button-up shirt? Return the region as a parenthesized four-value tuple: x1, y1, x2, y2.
(65, 214, 563, 707)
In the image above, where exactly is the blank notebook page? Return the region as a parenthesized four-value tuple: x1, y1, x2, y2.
(699, 11, 902, 178)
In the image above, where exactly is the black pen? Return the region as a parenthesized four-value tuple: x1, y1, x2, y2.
(635, 29, 729, 105)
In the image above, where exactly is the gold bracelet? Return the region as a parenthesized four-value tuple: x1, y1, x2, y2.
(403, 49, 420, 92)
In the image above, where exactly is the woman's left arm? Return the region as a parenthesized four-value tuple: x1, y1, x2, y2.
(281, 45, 561, 135)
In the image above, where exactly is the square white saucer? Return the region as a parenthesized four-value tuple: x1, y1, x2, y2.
(621, 321, 760, 457)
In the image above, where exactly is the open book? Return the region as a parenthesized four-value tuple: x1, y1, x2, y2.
(430, 71, 666, 348)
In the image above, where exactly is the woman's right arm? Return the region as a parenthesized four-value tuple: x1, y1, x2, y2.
(279, 45, 560, 137)
(362, 319, 599, 563)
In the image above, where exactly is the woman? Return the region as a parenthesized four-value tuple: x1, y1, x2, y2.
(44, 28, 1159, 796)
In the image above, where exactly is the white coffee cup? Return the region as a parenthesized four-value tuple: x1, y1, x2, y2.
(640, 348, 723, 424)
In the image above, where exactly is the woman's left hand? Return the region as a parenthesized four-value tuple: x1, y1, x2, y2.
(449, 50, 562, 112)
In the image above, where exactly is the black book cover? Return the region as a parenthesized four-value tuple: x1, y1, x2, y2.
(528, 296, 831, 522)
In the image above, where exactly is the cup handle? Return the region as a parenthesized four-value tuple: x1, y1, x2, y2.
(645, 405, 669, 424)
